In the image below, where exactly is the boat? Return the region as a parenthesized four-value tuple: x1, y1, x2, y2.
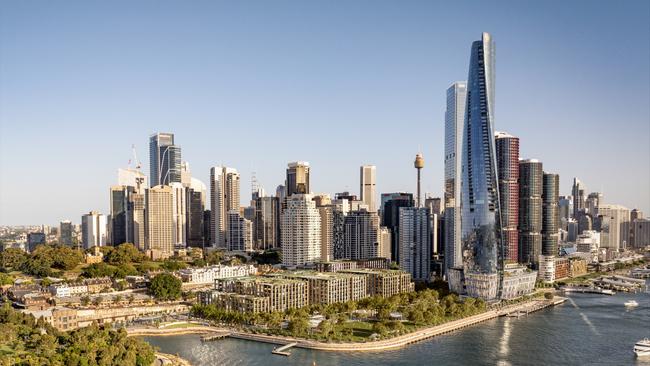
(625, 300, 639, 307)
(634, 338, 650, 357)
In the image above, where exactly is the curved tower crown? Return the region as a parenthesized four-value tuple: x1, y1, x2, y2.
(460, 32, 501, 300)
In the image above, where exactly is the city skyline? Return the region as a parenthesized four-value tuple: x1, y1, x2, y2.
(1, 1, 650, 225)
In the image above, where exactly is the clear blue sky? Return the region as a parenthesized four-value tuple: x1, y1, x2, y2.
(1, 0, 648, 226)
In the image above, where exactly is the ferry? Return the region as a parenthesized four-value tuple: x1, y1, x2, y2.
(625, 300, 639, 308)
(634, 339, 650, 357)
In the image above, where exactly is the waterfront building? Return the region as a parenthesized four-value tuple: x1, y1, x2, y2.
(227, 210, 253, 252)
(518, 159, 543, 267)
(537, 255, 556, 283)
(596, 204, 630, 250)
(542, 173, 559, 257)
(178, 264, 257, 284)
(340, 269, 414, 297)
(145, 185, 174, 259)
(253, 196, 280, 250)
(554, 257, 570, 280)
(459, 33, 500, 300)
(23, 307, 78, 331)
(59, 220, 74, 246)
(343, 209, 380, 260)
(572, 178, 586, 218)
(444, 81, 467, 274)
(315, 258, 391, 272)
(27, 232, 46, 252)
(210, 166, 240, 248)
(274, 271, 368, 305)
(360, 165, 377, 213)
(214, 276, 308, 312)
(281, 194, 321, 267)
(576, 230, 601, 262)
(81, 211, 107, 249)
(568, 258, 588, 277)
(495, 131, 520, 262)
(380, 192, 414, 264)
(149, 132, 181, 186)
(199, 292, 270, 313)
(286, 161, 310, 196)
(500, 264, 537, 300)
(398, 207, 432, 281)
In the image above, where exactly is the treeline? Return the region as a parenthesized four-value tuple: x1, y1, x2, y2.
(0, 304, 155, 366)
(0, 245, 83, 277)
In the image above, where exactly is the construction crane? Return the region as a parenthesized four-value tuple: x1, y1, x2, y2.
(128, 144, 142, 171)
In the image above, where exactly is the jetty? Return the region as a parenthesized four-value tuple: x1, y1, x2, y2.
(272, 342, 298, 356)
(201, 331, 230, 342)
(561, 286, 615, 295)
(498, 298, 566, 318)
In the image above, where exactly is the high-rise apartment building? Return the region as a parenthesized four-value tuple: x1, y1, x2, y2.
(586, 192, 603, 216)
(460, 33, 500, 300)
(398, 207, 431, 281)
(281, 194, 321, 267)
(380, 193, 414, 264)
(542, 173, 559, 257)
(597, 204, 630, 250)
(81, 211, 107, 249)
(112, 168, 147, 248)
(378, 227, 392, 261)
(186, 178, 207, 248)
(572, 178, 586, 218)
(518, 159, 543, 267)
(343, 209, 380, 260)
(253, 196, 280, 250)
(149, 133, 181, 187)
(227, 211, 253, 251)
(145, 185, 174, 259)
(210, 166, 240, 248)
(360, 165, 377, 212)
(558, 195, 573, 230)
(495, 131, 519, 262)
(286, 162, 310, 196)
(444, 81, 467, 274)
(170, 183, 187, 247)
(59, 220, 73, 246)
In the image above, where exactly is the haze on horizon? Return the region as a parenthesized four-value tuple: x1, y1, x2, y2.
(0, 0, 649, 226)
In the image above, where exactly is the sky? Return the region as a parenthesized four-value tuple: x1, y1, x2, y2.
(0, 0, 649, 226)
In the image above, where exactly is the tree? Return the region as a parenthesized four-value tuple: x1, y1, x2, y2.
(0, 272, 15, 286)
(192, 258, 207, 267)
(205, 250, 224, 265)
(92, 297, 103, 307)
(80, 295, 91, 306)
(81, 262, 116, 278)
(160, 260, 187, 271)
(288, 315, 309, 336)
(105, 243, 143, 264)
(0, 248, 28, 270)
(372, 321, 389, 336)
(544, 292, 554, 300)
(149, 273, 182, 300)
(114, 295, 123, 304)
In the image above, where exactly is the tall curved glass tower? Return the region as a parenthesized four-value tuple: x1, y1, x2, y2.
(461, 32, 502, 300)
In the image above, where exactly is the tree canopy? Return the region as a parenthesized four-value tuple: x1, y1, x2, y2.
(149, 273, 182, 300)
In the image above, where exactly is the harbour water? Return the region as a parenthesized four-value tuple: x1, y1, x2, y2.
(144, 289, 650, 366)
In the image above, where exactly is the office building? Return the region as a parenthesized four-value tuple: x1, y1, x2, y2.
(149, 132, 181, 186)
(253, 196, 280, 250)
(518, 159, 543, 267)
(378, 227, 392, 261)
(360, 165, 377, 212)
(145, 185, 174, 259)
(227, 211, 253, 252)
(542, 173, 559, 257)
(572, 178, 586, 218)
(27, 232, 46, 252)
(281, 194, 321, 267)
(286, 162, 310, 196)
(343, 209, 380, 260)
(59, 221, 73, 246)
(444, 81, 466, 274)
(210, 166, 240, 248)
(460, 33, 500, 300)
(495, 131, 520, 262)
(597, 204, 630, 250)
(586, 192, 603, 216)
(380, 193, 414, 264)
(632, 218, 650, 248)
(558, 195, 573, 230)
(186, 178, 207, 248)
(81, 211, 107, 249)
(399, 207, 432, 281)
(170, 182, 186, 247)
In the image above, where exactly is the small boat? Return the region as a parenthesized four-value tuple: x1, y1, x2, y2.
(625, 300, 639, 307)
(634, 338, 650, 357)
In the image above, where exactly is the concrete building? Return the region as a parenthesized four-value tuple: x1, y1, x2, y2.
(340, 269, 414, 297)
(170, 183, 187, 247)
(378, 226, 392, 261)
(210, 166, 240, 248)
(500, 264, 537, 300)
(286, 161, 310, 196)
(48, 284, 88, 298)
(214, 276, 308, 312)
(145, 185, 174, 259)
(360, 165, 377, 213)
(275, 271, 368, 305)
(178, 264, 257, 284)
(586, 192, 603, 216)
(253, 196, 280, 250)
(343, 209, 380, 260)
(81, 211, 107, 249)
(597, 204, 630, 250)
(572, 178, 586, 219)
(632, 218, 650, 248)
(576, 230, 601, 262)
(227, 210, 253, 252)
(281, 194, 321, 267)
(495, 131, 520, 262)
(518, 159, 543, 267)
(149, 132, 181, 186)
(444, 81, 466, 274)
(558, 196, 573, 228)
(110, 185, 145, 249)
(537, 255, 556, 283)
(398, 207, 431, 281)
(59, 220, 73, 246)
(380, 192, 414, 263)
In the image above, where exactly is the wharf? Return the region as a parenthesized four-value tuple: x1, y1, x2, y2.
(272, 342, 297, 356)
(201, 332, 231, 341)
(561, 286, 615, 295)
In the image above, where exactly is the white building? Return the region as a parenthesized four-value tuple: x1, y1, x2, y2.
(210, 166, 240, 249)
(281, 194, 321, 267)
(227, 210, 253, 252)
(178, 264, 257, 284)
(576, 230, 600, 263)
(597, 204, 630, 250)
(398, 207, 431, 281)
(48, 284, 88, 298)
(538, 255, 556, 283)
(501, 264, 537, 299)
(118, 168, 148, 194)
(81, 211, 107, 249)
(145, 185, 174, 259)
(359, 165, 377, 213)
(170, 182, 187, 247)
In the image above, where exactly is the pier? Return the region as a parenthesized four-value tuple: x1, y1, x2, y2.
(561, 286, 615, 295)
(201, 331, 230, 341)
(272, 342, 298, 356)
(498, 298, 566, 317)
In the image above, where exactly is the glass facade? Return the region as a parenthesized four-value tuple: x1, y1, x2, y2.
(518, 159, 543, 267)
(460, 33, 501, 299)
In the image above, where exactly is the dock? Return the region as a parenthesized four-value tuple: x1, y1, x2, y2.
(561, 286, 615, 295)
(201, 332, 230, 342)
(272, 342, 297, 356)
(498, 298, 565, 318)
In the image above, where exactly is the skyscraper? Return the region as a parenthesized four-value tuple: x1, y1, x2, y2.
(343, 209, 380, 260)
(210, 166, 240, 248)
(399, 207, 432, 281)
(149, 133, 181, 187)
(495, 132, 520, 262)
(227, 210, 253, 251)
(542, 173, 559, 257)
(586, 192, 603, 216)
(380, 192, 414, 263)
(112, 168, 147, 248)
(414, 154, 424, 207)
(186, 177, 207, 248)
(558, 195, 573, 230)
(253, 196, 280, 250)
(59, 220, 73, 246)
(170, 182, 187, 248)
(286, 162, 310, 196)
(572, 178, 586, 218)
(360, 165, 377, 212)
(145, 185, 174, 259)
(518, 159, 543, 267)
(444, 81, 466, 274)
(81, 211, 107, 249)
(281, 194, 321, 267)
(596, 204, 630, 250)
(460, 33, 500, 300)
